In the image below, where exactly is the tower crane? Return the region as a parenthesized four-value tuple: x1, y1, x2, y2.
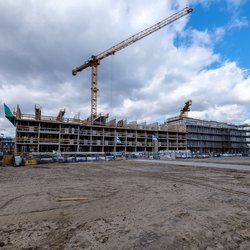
(180, 99, 192, 117)
(72, 7, 193, 123)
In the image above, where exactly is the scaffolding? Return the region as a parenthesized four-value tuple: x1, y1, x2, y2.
(14, 109, 187, 156)
(6, 105, 250, 156)
(166, 116, 250, 154)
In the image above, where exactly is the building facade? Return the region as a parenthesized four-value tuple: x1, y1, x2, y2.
(166, 116, 250, 154)
(13, 113, 187, 155)
(5, 104, 250, 156)
(0, 136, 15, 154)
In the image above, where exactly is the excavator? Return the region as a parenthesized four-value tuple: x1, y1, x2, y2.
(72, 7, 193, 123)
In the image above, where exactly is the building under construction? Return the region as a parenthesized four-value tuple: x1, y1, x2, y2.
(165, 100, 250, 154)
(166, 116, 250, 154)
(5, 104, 187, 155)
(4, 103, 250, 156)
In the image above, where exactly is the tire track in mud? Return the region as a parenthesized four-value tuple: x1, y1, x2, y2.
(0, 186, 119, 218)
(0, 194, 35, 210)
(1, 162, 249, 219)
(48, 162, 250, 198)
(158, 174, 250, 198)
(96, 164, 250, 198)
(0, 166, 121, 218)
(0, 192, 84, 217)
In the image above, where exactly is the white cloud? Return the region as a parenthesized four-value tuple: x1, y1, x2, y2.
(243, 119, 250, 124)
(227, 0, 246, 8)
(190, 104, 245, 123)
(190, 0, 246, 9)
(229, 17, 249, 29)
(191, 29, 212, 46)
(213, 27, 226, 41)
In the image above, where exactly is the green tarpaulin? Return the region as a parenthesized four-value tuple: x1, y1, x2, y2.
(3, 103, 16, 126)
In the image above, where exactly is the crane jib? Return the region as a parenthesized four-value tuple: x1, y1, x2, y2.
(72, 7, 193, 75)
(95, 7, 193, 62)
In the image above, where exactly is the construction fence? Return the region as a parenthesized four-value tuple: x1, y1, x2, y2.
(1, 150, 249, 167)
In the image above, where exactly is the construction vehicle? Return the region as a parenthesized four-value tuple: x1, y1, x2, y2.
(180, 99, 192, 117)
(72, 7, 193, 123)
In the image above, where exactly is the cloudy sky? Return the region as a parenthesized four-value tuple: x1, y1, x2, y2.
(0, 0, 250, 136)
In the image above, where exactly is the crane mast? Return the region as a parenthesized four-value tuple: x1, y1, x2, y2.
(72, 7, 193, 122)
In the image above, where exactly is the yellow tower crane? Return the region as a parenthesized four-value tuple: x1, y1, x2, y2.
(72, 7, 193, 123)
(180, 99, 192, 117)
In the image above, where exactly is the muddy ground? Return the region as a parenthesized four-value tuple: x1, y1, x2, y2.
(0, 158, 250, 249)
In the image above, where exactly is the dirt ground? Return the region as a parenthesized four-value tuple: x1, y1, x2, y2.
(0, 158, 250, 250)
(188, 156, 250, 165)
